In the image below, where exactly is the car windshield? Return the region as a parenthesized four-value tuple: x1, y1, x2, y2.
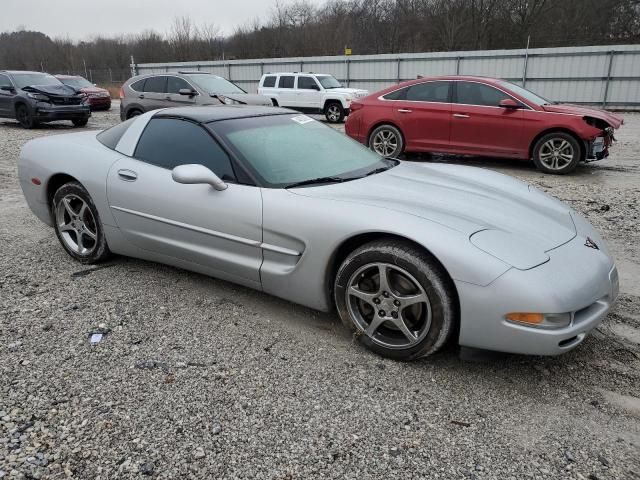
(212, 114, 393, 187)
(11, 73, 62, 89)
(186, 74, 245, 94)
(317, 75, 342, 89)
(498, 80, 551, 106)
(59, 77, 93, 88)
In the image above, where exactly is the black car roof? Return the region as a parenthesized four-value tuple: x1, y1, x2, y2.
(153, 105, 297, 123)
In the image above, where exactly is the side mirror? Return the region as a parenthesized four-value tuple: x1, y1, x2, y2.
(172, 164, 227, 191)
(179, 88, 196, 97)
(499, 98, 521, 109)
(1, 85, 15, 92)
(312, 85, 320, 91)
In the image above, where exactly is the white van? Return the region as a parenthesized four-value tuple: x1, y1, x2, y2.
(258, 72, 368, 123)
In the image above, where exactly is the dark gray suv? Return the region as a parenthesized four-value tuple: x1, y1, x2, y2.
(0, 71, 90, 129)
(120, 71, 272, 120)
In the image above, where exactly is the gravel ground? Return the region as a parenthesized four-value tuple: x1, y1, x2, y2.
(1, 104, 639, 479)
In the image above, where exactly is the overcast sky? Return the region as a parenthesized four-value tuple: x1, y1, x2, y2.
(1, 0, 322, 40)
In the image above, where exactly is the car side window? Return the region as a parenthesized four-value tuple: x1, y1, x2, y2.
(0, 74, 13, 89)
(134, 118, 236, 181)
(382, 87, 408, 101)
(405, 81, 450, 103)
(130, 79, 146, 92)
(262, 76, 276, 88)
(278, 76, 295, 89)
(143, 76, 167, 94)
(297, 76, 318, 90)
(167, 77, 192, 94)
(455, 81, 511, 107)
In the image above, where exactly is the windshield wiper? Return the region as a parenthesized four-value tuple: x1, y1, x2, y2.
(284, 176, 351, 189)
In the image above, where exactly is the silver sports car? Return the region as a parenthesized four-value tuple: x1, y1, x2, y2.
(18, 106, 619, 360)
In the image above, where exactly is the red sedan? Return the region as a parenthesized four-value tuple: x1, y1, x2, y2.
(345, 76, 623, 174)
(55, 75, 112, 111)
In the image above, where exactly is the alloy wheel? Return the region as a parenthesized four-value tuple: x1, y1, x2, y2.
(55, 194, 98, 255)
(372, 129, 398, 157)
(539, 138, 574, 171)
(346, 262, 432, 349)
(327, 105, 341, 122)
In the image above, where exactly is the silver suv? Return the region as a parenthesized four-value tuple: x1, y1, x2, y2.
(120, 71, 272, 120)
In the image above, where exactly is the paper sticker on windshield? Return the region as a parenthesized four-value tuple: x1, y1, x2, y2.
(291, 115, 314, 125)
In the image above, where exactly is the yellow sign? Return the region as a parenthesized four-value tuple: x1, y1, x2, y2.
(344, 48, 352, 56)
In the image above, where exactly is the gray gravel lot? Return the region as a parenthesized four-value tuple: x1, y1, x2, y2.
(1, 104, 639, 479)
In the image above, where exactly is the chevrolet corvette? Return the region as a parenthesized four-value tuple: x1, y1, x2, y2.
(19, 106, 619, 360)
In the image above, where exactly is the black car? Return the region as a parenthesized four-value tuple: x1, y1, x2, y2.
(0, 71, 91, 129)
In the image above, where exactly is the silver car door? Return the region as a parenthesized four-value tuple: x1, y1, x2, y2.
(106, 118, 263, 286)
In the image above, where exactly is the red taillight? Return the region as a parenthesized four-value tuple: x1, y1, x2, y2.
(350, 101, 364, 112)
(119, 86, 124, 99)
(31, 178, 41, 186)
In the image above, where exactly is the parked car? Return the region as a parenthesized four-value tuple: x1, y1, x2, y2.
(346, 76, 623, 174)
(258, 72, 368, 123)
(55, 75, 111, 111)
(19, 106, 618, 360)
(119, 71, 272, 120)
(0, 70, 90, 129)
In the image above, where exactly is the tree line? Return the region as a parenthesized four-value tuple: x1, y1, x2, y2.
(1, 0, 638, 84)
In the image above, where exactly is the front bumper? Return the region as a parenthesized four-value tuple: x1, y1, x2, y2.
(88, 96, 111, 110)
(457, 232, 618, 356)
(33, 103, 91, 122)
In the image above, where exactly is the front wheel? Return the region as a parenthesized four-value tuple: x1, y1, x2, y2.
(369, 124, 404, 158)
(532, 132, 582, 174)
(72, 118, 89, 127)
(16, 105, 37, 129)
(53, 182, 111, 264)
(324, 102, 345, 123)
(334, 240, 457, 361)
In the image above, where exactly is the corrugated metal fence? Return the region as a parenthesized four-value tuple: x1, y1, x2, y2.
(133, 44, 640, 109)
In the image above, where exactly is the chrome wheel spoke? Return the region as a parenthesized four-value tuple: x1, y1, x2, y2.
(59, 224, 75, 233)
(366, 316, 387, 336)
(398, 292, 428, 308)
(376, 263, 391, 294)
(83, 228, 97, 240)
(62, 197, 76, 217)
(348, 286, 377, 306)
(393, 317, 418, 345)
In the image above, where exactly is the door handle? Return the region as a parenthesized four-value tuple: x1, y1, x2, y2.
(398, 109, 413, 113)
(138, 94, 145, 99)
(453, 113, 470, 118)
(117, 169, 138, 182)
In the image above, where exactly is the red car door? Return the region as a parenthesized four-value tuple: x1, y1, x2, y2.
(449, 81, 526, 158)
(391, 81, 452, 152)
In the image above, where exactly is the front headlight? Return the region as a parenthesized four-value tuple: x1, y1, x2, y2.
(27, 92, 49, 101)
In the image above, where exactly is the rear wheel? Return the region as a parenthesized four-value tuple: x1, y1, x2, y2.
(532, 132, 581, 174)
(334, 240, 457, 361)
(53, 182, 111, 264)
(16, 105, 37, 129)
(72, 118, 89, 127)
(126, 108, 143, 120)
(369, 124, 404, 158)
(324, 102, 345, 123)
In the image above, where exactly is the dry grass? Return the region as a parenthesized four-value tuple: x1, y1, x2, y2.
(97, 83, 122, 99)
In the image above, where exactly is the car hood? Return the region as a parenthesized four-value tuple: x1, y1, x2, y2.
(291, 162, 576, 252)
(542, 103, 623, 129)
(22, 84, 82, 97)
(327, 87, 369, 96)
(79, 86, 108, 94)
(210, 92, 273, 106)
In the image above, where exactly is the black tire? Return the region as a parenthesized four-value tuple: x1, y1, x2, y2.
(126, 108, 143, 120)
(271, 98, 279, 107)
(334, 239, 457, 361)
(368, 124, 404, 158)
(532, 132, 582, 174)
(72, 118, 89, 127)
(324, 101, 345, 123)
(16, 104, 37, 129)
(52, 182, 111, 264)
